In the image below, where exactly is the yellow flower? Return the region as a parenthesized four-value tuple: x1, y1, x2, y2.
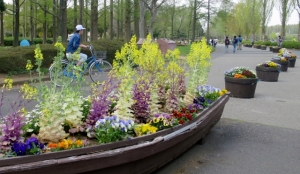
(20, 84, 37, 100)
(75, 140, 83, 147)
(2, 77, 13, 90)
(54, 42, 65, 52)
(34, 45, 43, 61)
(20, 108, 28, 116)
(26, 60, 33, 71)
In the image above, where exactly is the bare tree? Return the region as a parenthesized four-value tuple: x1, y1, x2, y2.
(90, 0, 98, 41)
(110, 0, 114, 39)
(125, 0, 132, 42)
(142, 0, 167, 38)
(261, 0, 274, 41)
(133, 0, 139, 37)
(276, 0, 294, 39)
(139, 0, 147, 41)
(0, 0, 6, 46)
(294, 0, 300, 41)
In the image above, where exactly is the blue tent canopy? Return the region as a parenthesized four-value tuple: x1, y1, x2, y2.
(20, 39, 30, 46)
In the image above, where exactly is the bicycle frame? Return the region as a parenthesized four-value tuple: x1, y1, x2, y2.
(64, 45, 104, 79)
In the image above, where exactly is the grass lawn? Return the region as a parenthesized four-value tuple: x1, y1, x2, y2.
(176, 45, 191, 56)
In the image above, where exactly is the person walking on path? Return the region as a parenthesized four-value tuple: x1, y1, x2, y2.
(232, 36, 238, 53)
(224, 36, 230, 53)
(237, 35, 243, 50)
(278, 36, 283, 48)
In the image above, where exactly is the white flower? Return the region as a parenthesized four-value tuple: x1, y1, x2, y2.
(27, 129, 33, 132)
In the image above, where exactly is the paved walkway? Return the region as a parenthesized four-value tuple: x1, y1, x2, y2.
(155, 44, 300, 174)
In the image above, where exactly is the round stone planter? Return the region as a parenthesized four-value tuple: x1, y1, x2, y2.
(256, 45, 261, 49)
(261, 46, 267, 50)
(269, 47, 273, 52)
(255, 66, 280, 82)
(225, 76, 258, 98)
(272, 47, 280, 53)
(271, 60, 288, 72)
(288, 58, 296, 67)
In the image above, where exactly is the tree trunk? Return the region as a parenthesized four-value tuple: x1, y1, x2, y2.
(281, 0, 287, 39)
(120, 0, 124, 39)
(191, 0, 197, 42)
(104, 0, 107, 38)
(59, 0, 67, 42)
(0, 12, 3, 46)
(261, 0, 266, 41)
(79, 0, 85, 42)
(110, 0, 113, 39)
(298, 14, 300, 41)
(125, 0, 131, 42)
(43, 3, 47, 44)
(13, 0, 20, 47)
(117, 0, 120, 39)
(74, 0, 77, 27)
(139, 0, 146, 40)
(206, 0, 210, 44)
(52, 0, 57, 43)
(134, 0, 139, 38)
(90, 0, 98, 41)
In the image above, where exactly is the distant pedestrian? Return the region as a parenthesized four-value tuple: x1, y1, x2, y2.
(252, 38, 255, 46)
(224, 36, 230, 53)
(232, 36, 238, 53)
(237, 35, 243, 50)
(277, 36, 283, 48)
(210, 38, 214, 47)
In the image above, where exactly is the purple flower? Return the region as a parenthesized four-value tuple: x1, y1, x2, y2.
(12, 142, 26, 156)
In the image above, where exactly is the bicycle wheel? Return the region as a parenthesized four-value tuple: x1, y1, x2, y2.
(89, 60, 112, 83)
(49, 60, 74, 87)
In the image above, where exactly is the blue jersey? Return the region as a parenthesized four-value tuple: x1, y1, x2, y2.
(66, 33, 80, 53)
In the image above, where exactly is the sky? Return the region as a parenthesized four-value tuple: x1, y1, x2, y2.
(3, 0, 299, 26)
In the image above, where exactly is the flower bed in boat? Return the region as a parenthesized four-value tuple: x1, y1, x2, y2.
(0, 35, 227, 165)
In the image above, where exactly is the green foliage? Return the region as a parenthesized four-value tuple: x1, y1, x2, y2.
(0, 39, 124, 73)
(94, 122, 126, 144)
(282, 41, 300, 49)
(3, 37, 53, 46)
(176, 44, 191, 56)
(81, 100, 91, 122)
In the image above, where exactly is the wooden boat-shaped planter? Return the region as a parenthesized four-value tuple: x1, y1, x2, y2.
(0, 94, 229, 174)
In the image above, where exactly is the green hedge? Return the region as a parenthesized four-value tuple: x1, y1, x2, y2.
(3, 37, 54, 46)
(282, 41, 300, 49)
(0, 39, 124, 73)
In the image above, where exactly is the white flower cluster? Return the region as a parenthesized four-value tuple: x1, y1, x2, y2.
(95, 116, 135, 133)
(196, 85, 221, 97)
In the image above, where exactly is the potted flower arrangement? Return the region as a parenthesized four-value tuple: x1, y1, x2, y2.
(271, 56, 288, 72)
(256, 44, 261, 49)
(272, 46, 280, 53)
(256, 61, 281, 82)
(288, 52, 297, 67)
(261, 45, 267, 50)
(224, 66, 258, 98)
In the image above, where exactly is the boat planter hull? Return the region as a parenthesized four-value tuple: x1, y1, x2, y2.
(256, 66, 280, 82)
(0, 95, 230, 174)
(225, 76, 258, 98)
(288, 58, 296, 67)
(271, 60, 288, 72)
